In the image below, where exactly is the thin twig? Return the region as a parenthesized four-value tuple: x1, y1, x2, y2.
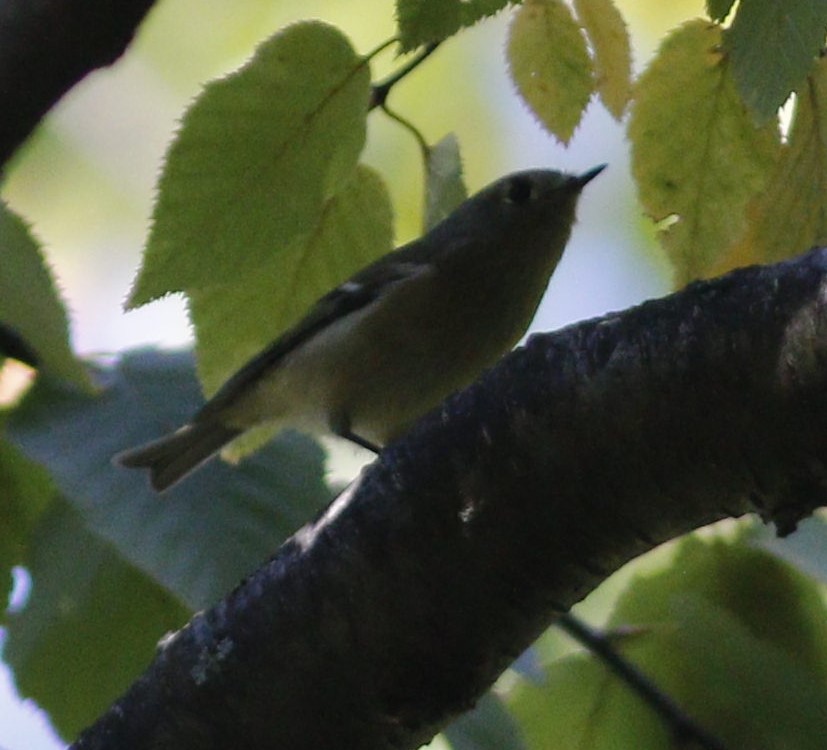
(557, 613, 729, 750)
(379, 104, 429, 156)
(370, 42, 441, 110)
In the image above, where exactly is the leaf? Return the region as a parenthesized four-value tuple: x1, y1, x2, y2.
(609, 534, 827, 749)
(423, 133, 467, 231)
(0, 440, 55, 623)
(573, 0, 632, 118)
(509, 650, 666, 748)
(507, 0, 594, 144)
(396, 0, 509, 51)
(7, 349, 333, 610)
(128, 21, 371, 306)
(509, 533, 827, 750)
(712, 56, 827, 274)
(707, 0, 737, 22)
(4, 499, 190, 739)
(0, 202, 88, 387)
(188, 164, 394, 397)
(724, 0, 827, 125)
(628, 20, 781, 285)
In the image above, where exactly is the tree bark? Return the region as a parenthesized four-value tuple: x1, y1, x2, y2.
(71, 248, 827, 749)
(0, 0, 157, 166)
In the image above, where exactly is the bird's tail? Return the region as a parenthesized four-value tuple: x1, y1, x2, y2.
(115, 422, 241, 492)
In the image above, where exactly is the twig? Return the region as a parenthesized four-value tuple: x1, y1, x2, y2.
(370, 42, 441, 110)
(557, 613, 729, 750)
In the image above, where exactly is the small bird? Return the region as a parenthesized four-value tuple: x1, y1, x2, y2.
(117, 165, 605, 490)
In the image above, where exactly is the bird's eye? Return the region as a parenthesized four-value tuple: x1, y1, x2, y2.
(504, 176, 534, 205)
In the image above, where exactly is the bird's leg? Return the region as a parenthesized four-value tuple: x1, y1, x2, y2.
(330, 414, 381, 454)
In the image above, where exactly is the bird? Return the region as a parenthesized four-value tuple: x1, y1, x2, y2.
(116, 165, 605, 491)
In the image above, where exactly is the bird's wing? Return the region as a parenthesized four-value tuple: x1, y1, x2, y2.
(194, 260, 429, 422)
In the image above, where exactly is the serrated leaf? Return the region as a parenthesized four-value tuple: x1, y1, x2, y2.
(7, 349, 333, 610)
(712, 56, 827, 273)
(573, 0, 632, 118)
(188, 164, 394, 397)
(4, 499, 189, 739)
(724, 0, 827, 125)
(128, 21, 371, 306)
(707, 0, 737, 22)
(424, 133, 467, 231)
(396, 0, 509, 51)
(0, 202, 88, 387)
(628, 20, 781, 285)
(507, 0, 594, 144)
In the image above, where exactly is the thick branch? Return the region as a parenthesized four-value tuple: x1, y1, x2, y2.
(72, 248, 827, 749)
(0, 0, 157, 166)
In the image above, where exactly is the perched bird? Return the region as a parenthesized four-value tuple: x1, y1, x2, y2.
(117, 165, 605, 490)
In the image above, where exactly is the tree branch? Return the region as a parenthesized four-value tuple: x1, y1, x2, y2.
(71, 248, 827, 749)
(0, 0, 157, 166)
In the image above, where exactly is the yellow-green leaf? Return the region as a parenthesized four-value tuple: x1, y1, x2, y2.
(573, 0, 632, 119)
(509, 532, 827, 750)
(128, 21, 371, 307)
(507, 0, 594, 144)
(396, 0, 509, 51)
(0, 202, 89, 387)
(628, 20, 781, 285)
(189, 164, 394, 397)
(714, 56, 827, 274)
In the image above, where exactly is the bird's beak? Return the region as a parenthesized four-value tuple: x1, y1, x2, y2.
(574, 163, 607, 189)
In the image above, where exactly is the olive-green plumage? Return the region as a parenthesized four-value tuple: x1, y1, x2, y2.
(117, 166, 604, 490)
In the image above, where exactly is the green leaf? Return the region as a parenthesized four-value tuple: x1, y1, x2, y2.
(0, 202, 88, 387)
(396, 0, 509, 51)
(188, 164, 394, 397)
(510, 533, 827, 749)
(707, 0, 737, 22)
(7, 349, 333, 610)
(724, 0, 827, 125)
(628, 20, 781, 284)
(610, 534, 827, 749)
(128, 21, 371, 306)
(713, 56, 827, 273)
(509, 654, 666, 749)
(507, 0, 594, 144)
(573, 0, 632, 118)
(4, 499, 190, 739)
(0, 440, 55, 623)
(423, 133, 467, 231)
(443, 692, 527, 750)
